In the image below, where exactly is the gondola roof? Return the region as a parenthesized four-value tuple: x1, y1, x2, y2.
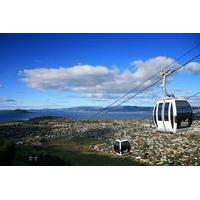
(157, 97, 187, 101)
(115, 139, 129, 142)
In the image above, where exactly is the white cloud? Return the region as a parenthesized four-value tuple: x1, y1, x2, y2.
(19, 57, 199, 99)
(19, 65, 118, 91)
(131, 56, 179, 80)
(184, 62, 200, 73)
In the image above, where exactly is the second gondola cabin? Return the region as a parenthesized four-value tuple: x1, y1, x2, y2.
(153, 97, 193, 133)
(114, 139, 131, 155)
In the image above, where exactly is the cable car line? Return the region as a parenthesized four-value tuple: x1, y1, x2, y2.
(88, 43, 200, 121)
(90, 53, 200, 120)
(187, 91, 200, 99)
(105, 53, 200, 112)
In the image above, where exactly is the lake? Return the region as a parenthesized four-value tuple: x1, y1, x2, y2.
(0, 110, 152, 122)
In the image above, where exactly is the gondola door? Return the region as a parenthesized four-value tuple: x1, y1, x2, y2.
(163, 102, 174, 132)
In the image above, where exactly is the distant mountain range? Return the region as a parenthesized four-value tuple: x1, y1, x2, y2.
(0, 109, 30, 114)
(0, 106, 200, 113)
(29, 106, 154, 112)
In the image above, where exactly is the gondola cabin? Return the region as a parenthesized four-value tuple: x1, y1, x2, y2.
(153, 97, 193, 133)
(114, 139, 131, 155)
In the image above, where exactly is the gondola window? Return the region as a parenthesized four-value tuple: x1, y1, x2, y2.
(176, 100, 193, 129)
(164, 103, 169, 121)
(170, 104, 174, 129)
(158, 103, 162, 121)
(153, 104, 158, 126)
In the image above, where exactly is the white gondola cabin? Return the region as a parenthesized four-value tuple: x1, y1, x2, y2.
(153, 97, 193, 133)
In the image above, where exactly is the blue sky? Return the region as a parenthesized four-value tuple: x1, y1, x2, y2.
(0, 33, 200, 109)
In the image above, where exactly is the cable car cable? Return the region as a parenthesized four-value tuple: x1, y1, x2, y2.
(187, 91, 200, 99)
(108, 53, 200, 111)
(91, 53, 200, 119)
(88, 43, 200, 120)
